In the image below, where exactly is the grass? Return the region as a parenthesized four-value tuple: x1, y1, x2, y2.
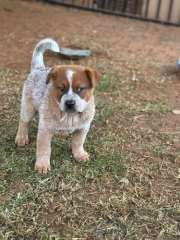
(0, 66, 179, 239)
(141, 101, 171, 114)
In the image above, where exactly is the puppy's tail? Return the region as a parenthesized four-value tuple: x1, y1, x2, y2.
(31, 38, 60, 70)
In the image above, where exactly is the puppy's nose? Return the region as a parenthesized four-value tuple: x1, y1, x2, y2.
(65, 99, 75, 110)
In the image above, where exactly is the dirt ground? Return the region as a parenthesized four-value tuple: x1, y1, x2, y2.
(1, 0, 180, 108)
(0, 0, 180, 69)
(0, 0, 179, 239)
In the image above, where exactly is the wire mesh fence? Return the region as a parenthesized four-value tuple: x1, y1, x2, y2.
(45, 0, 180, 26)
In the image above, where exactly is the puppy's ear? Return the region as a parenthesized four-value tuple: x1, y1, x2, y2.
(46, 67, 57, 84)
(85, 67, 101, 88)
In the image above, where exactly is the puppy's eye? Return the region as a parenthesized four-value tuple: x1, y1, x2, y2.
(77, 87, 86, 93)
(58, 85, 65, 92)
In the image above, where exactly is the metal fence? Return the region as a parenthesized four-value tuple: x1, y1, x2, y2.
(45, 0, 180, 26)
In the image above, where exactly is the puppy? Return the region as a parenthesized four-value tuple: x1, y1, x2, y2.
(15, 38, 100, 174)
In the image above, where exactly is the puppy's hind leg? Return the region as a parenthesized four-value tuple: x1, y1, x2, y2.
(15, 86, 35, 146)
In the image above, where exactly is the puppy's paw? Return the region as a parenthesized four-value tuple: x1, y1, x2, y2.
(35, 161, 51, 174)
(15, 133, 29, 146)
(74, 150, 89, 162)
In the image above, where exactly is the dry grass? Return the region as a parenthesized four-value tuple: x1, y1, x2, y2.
(0, 57, 179, 239)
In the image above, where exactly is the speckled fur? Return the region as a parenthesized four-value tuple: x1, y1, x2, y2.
(15, 39, 99, 174)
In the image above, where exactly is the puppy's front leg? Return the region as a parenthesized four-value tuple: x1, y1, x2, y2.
(72, 127, 90, 162)
(35, 129, 53, 174)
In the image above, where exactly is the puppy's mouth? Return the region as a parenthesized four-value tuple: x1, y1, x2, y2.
(65, 108, 76, 113)
(63, 107, 83, 114)
(58, 97, 86, 114)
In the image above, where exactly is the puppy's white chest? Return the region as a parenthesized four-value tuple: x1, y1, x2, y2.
(55, 114, 89, 134)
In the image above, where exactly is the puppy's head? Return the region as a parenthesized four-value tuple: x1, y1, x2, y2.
(47, 65, 100, 113)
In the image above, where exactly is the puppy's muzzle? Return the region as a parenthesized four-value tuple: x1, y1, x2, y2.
(65, 99, 76, 112)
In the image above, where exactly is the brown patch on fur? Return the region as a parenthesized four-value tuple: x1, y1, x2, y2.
(85, 67, 101, 87)
(72, 69, 93, 102)
(47, 65, 100, 102)
(47, 66, 70, 101)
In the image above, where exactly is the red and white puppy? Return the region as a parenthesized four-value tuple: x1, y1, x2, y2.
(15, 38, 100, 174)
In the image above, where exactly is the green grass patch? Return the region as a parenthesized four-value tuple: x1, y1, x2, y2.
(96, 74, 112, 92)
(142, 101, 171, 114)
